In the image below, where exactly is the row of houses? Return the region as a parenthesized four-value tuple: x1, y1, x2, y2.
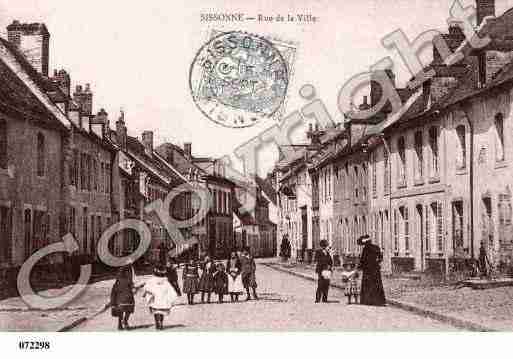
(0, 19, 276, 287)
(272, 0, 513, 275)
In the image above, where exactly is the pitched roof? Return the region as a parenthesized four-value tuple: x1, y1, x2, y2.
(0, 37, 69, 131)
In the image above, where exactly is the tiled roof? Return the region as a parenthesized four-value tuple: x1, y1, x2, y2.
(0, 42, 67, 131)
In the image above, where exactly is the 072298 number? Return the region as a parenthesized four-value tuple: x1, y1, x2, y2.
(18, 341, 50, 350)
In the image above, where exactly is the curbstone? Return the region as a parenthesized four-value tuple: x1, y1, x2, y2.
(57, 302, 111, 332)
(263, 263, 496, 332)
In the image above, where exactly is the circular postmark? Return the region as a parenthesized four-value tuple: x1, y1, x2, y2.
(189, 31, 289, 128)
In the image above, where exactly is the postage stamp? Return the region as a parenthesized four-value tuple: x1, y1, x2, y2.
(189, 30, 296, 128)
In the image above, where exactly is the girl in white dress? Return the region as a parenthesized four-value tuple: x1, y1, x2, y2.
(228, 268, 244, 302)
(142, 265, 179, 330)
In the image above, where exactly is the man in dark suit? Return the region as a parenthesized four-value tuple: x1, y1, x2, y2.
(315, 240, 333, 303)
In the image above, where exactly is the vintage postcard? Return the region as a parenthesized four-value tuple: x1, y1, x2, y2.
(0, 0, 513, 354)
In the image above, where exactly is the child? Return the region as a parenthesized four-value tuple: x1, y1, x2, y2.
(341, 262, 360, 304)
(110, 266, 135, 330)
(213, 262, 228, 303)
(182, 259, 200, 305)
(142, 265, 178, 330)
(228, 267, 244, 302)
(198, 256, 215, 303)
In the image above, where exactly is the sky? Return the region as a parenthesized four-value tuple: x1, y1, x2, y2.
(2, 0, 513, 176)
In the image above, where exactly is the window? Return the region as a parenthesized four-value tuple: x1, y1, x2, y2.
(414, 131, 423, 180)
(354, 166, 359, 199)
(83, 207, 88, 254)
(92, 159, 98, 191)
(452, 201, 464, 254)
(498, 192, 512, 248)
(429, 127, 439, 177)
(0, 205, 12, 263)
(86, 155, 91, 191)
(400, 206, 409, 252)
(393, 209, 399, 253)
(80, 154, 86, 190)
(495, 113, 505, 161)
(36, 133, 45, 177)
(327, 167, 331, 199)
(0, 119, 7, 169)
(384, 150, 390, 194)
(105, 164, 111, 193)
(397, 137, 406, 186)
(430, 202, 444, 252)
(24, 209, 32, 259)
(456, 125, 466, 169)
(71, 149, 79, 186)
(372, 152, 377, 197)
(33, 210, 49, 252)
(362, 164, 367, 200)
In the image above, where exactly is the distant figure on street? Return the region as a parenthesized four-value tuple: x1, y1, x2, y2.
(226, 251, 242, 273)
(240, 247, 258, 301)
(357, 235, 386, 306)
(182, 259, 200, 305)
(143, 265, 178, 330)
(110, 266, 135, 330)
(198, 256, 215, 303)
(314, 240, 333, 303)
(479, 242, 491, 278)
(213, 262, 229, 303)
(166, 258, 181, 296)
(280, 235, 291, 262)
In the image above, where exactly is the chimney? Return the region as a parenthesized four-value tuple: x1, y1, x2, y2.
(184, 142, 192, 159)
(476, 0, 495, 27)
(51, 69, 71, 97)
(91, 108, 109, 139)
(73, 83, 93, 115)
(370, 69, 396, 110)
(116, 110, 127, 149)
(359, 96, 370, 110)
(165, 145, 174, 166)
(7, 21, 50, 76)
(142, 131, 154, 156)
(433, 22, 466, 64)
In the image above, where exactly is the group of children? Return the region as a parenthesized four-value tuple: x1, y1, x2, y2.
(183, 256, 246, 304)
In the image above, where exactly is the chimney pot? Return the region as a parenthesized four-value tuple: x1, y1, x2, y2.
(142, 131, 154, 155)
(476, 0, 495, 27)
(184, 142, 192, 158)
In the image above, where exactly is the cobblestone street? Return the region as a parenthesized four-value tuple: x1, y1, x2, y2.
(73, 264, 457, 331)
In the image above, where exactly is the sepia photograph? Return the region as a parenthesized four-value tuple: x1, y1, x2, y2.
(0, 0, 512, 355)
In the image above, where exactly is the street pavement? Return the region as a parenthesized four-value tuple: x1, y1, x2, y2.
(73, 264, 458, 331)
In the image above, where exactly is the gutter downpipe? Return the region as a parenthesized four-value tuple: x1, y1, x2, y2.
(379, 133, 393, 273)
(459, 102, 475, 260)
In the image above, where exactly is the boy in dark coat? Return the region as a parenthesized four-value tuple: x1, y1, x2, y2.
(240, 247, 258, 301)
(357, 235, 386, 306)
(213, 262, 229, 303)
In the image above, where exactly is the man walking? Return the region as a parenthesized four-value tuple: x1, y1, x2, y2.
(315, 240, 333, 303)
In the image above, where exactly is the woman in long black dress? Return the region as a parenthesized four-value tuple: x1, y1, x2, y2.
(110, 266, 135, 330)
(357, 235, 386, 306)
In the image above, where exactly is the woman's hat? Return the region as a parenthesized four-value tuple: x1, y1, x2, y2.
(319, 240, 328, 248)
(153, 265, 167, 277)
(357, 235, 371, 246)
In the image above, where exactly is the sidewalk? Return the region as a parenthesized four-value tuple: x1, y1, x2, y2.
(263, 259, 513, 331)
(0, 274, 151, 331)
